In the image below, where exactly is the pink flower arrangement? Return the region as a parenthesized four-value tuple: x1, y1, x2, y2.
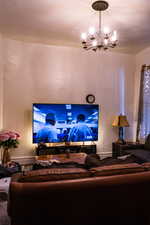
(0, 130, 20, 149)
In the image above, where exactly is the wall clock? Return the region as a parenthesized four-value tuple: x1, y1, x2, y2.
(86, 94, 95, 104)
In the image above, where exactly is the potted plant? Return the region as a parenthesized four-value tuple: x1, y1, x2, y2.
(0, 130, 20, 166)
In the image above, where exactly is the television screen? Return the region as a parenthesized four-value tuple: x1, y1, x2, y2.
(33, 103, 99, 143)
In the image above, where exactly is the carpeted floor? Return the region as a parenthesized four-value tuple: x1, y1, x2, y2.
(0, 201, 10, 225)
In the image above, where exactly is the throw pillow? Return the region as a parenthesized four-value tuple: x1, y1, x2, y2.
(0, 166, 11, 178)
(84, 154, 101, 168)
(0, 162, 21, 178)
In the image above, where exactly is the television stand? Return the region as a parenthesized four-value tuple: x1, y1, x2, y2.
(35, 144, 96, 156)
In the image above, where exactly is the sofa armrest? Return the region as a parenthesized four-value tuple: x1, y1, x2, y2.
(120, 143, 145, 151)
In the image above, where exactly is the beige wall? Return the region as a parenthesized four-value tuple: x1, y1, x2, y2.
(0, 34, 3, 130)
(2, 38, 135, 159)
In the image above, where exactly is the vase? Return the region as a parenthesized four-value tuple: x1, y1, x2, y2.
(2, 148, 10, 166)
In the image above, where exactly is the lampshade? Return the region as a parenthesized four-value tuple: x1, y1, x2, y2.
(112, 115, 129, 127)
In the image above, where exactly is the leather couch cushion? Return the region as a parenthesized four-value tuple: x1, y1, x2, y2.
(141, 162, 150, 170)
(144, 134, 150, 151)
(19, 168, 91, 182)
(90, 163, 144, 176)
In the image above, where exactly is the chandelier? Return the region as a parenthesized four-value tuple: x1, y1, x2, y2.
(81, 1, 118, 51)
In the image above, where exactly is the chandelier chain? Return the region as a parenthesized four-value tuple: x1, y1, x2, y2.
(99, 11, 101, 35)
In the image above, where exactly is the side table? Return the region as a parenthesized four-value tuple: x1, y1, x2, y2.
(112, 142, 144, 158)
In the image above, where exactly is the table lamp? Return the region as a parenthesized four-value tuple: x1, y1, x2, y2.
(112, 114, 129, 144)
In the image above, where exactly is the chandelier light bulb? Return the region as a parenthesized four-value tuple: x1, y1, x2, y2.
(92, 40, 97, 47)
(104, 39, 108, 45)
(110, 31, 117, 42)
(103, 27, 110, 35)
(81, 33, 87, 41)
(111, 35, 116, 42)
(89, 27, 95, 35)
(113, 30, 117, 40)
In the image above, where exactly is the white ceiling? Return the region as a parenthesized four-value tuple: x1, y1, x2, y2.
(0, 0, 150, 54)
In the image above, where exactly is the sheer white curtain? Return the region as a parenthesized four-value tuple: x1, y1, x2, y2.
(137, 65, 150, 140)
(140, 68, 150, 137)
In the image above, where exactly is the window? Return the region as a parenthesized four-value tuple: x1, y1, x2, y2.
(137, 65, 150, 140)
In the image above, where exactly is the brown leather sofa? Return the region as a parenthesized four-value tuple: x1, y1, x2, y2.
(8, 163, 150, 225)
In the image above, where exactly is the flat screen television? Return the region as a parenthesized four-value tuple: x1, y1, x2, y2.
(32, 103, 99, 143)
